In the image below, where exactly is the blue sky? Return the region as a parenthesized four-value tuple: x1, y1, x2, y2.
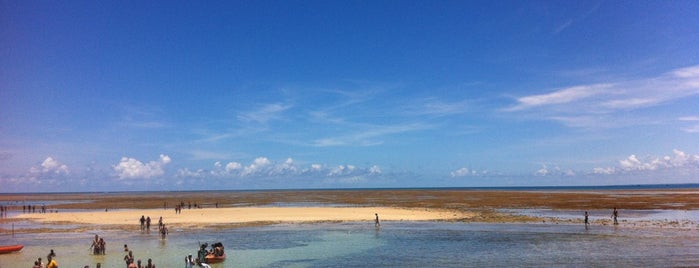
(1, 1, 699, 192)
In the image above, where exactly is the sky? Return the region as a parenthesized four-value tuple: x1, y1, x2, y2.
(1, 0, 699, 192)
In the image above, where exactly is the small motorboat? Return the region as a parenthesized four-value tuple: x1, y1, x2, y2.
(0, 244, 23, 254)
(205, 253, 226, 263)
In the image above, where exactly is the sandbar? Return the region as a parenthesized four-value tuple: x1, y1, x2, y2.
(13, 207, 471, 229)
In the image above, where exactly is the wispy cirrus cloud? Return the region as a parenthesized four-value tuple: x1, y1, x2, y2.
(313, 123, 430, 147)
(237, 103, 293, 123)
(505, 65, 699, 128)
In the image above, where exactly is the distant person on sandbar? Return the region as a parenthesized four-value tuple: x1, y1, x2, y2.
(146, 216, 151, 231)
(140, 215, 146, 231)
(584, 211, 589, 226)
(612, 207, 619, 225)
(375, 213, 380, 228)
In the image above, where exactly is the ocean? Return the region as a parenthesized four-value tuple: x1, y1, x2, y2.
(2, 221, 699, 267)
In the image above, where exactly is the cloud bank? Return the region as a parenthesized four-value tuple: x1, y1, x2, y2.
(593, 149, 699, 175)
(113, 154, 172, 179)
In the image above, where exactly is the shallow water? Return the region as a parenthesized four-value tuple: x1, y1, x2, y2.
(2, 222, 699, 267)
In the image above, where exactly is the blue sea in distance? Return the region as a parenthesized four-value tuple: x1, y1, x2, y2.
(2, 222, 699, 267)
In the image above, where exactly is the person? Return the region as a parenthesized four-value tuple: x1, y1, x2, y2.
(33, 261, 41, 268)
(211, 242, 224, 256)
(90, 235, 100, 254)
(48, 249, 56, 258)
(145, 258, 155, 268)
(140, 215, 146, 231)
(160, 224, 168, 239)
(185, 254, 195, 268)
(38, 257, 44, 268)
(584, 211, 589, 225)
(124, 250, 134, 267)
(98, 237, 106, 254)
(375, 213, 380, 228)
(158, 217, 163, 231)
(124, 244, 129, 252)
(136, 259, 142, 268)
(612, 207, 619, 225)
(46, 255, 58, 268)
(197, 244, 208, 264)
(146, 216, 151, 231)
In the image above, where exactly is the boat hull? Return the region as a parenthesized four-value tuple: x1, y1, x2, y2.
(0, 245, 23, 254)
(205, 253, 226, 263)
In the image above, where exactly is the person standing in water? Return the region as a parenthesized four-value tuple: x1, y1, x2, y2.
(584, 211, 589, 226)
(185, 254, 195, 268)
(374, 213, 380, 228)
(612, 207, 619, 225)
(46, 255, 58, 268)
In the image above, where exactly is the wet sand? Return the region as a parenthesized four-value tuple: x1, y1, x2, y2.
(2, 189, 699, 232)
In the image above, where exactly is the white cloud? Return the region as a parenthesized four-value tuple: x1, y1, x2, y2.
(506, 65, 699, 128)
(328, 165, 356, 176)
(507, 84, 611, 111)
(593, 149, 699, 175)
(113, 154, 172, 179)
(369, 165, 382, 174)
(225, 162, 242, 172)
(451, 167, 471, 177)
(534, 165, 575, 177)
(241, 157, 272, 176)
(450, 167, 490, 177)
(30, 156, 70, 175)
(679, 116, 699, 121)
(176, 157, 382, 182)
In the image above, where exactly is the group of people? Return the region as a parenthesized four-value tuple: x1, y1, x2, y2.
(22, 204, 53, 214)
(138, 215, 168, 238)
(582, 207, 620, 227)
(0, 205, 9, 217)
(192, 242, 225, 266)
(124, 249, 156, 268)
(174, 200, 206, 214)
(90, 235, 107, 255)
(31, 249, 58, 268)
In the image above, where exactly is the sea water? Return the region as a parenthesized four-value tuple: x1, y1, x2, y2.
(2, 222, 699, 267)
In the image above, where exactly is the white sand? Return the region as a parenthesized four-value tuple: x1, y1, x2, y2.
(14, 207, 471, 228)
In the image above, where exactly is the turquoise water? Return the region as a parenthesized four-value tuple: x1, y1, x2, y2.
(2, 222, 699, 267)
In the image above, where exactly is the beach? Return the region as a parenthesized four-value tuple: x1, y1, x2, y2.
(2, 189, 699, 267)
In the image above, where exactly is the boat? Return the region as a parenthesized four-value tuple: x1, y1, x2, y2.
(0, 244, 23, 254)
(205, 253, 226, 263)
